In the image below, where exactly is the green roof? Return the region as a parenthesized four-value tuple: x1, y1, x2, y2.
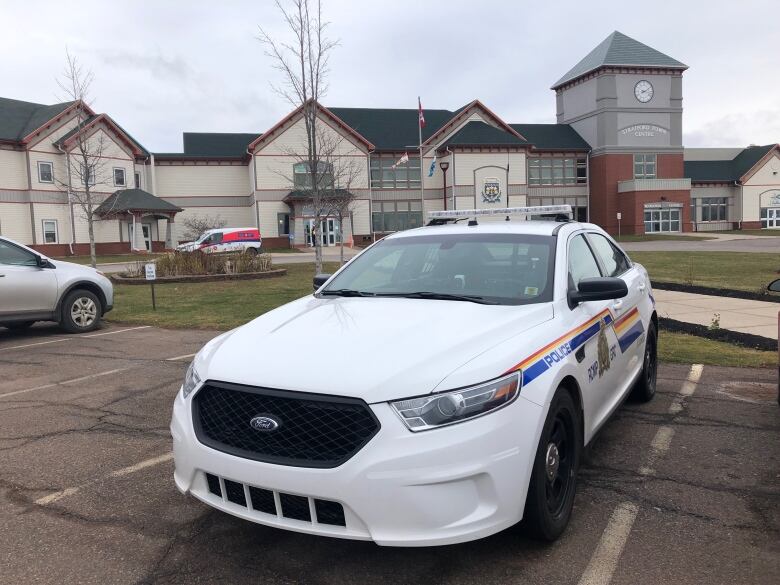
(182, 132, 261, 157)
(510, 124, 590, 150)
(553, 31, 687, 89)
(443, 121, 528, 147)
(95, 189, 182, 216)
(684, 145, 777, 183)
(0, 96, 74, 142)
(328, 107, 457, 150)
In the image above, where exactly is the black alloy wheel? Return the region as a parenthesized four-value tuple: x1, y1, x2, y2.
(632, 321, 657, 402)
(524, 387, 581, 541)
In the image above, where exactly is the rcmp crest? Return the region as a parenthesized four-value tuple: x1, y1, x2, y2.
(597, 319, 611, 377)
(482, 178, 501, 203)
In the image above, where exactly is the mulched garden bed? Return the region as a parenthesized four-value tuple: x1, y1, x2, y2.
(110, 268, 287, 285)
(659, 317, 777, 352)
(653, 281, 780, 304)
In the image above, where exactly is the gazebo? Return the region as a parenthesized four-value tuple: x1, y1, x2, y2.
(95, 189, 182, 251)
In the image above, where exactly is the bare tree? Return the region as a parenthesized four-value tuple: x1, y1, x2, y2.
(181, 214, 227, 242)
(258, 0, 338, 274)
(54, 50, 111, 268)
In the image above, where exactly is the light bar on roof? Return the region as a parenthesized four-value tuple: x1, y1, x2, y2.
(428, 205, 572, 219)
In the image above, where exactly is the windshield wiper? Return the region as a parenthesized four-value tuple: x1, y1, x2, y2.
(376, 291, 497, 304)
(319, 289, 374, 297)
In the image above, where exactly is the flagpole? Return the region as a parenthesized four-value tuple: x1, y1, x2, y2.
(418, 96, 424, 218)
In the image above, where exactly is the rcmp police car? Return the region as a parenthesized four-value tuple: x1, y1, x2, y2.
(171, 206, 657, 546)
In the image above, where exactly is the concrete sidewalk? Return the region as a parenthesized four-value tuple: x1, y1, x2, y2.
(653, 288, 779, 340)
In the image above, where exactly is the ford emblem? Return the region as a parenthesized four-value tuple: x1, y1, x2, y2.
(250, 415, 280, 432)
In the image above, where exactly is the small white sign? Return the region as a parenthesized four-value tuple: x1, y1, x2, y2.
(616, 212, 622, 220)
(144, 263, 156, 281)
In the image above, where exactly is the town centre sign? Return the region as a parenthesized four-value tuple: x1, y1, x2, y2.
(620, 124, 669, 137)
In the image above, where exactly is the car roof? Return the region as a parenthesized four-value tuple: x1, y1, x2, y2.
(385, 220, 604, 239)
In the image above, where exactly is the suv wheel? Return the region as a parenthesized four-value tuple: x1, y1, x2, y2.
(523, 386, 581, 541)
(61, 290, 102, 333)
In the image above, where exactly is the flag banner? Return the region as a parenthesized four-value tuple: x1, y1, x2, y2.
(392, 152, 409, 169)
(428, 155, 437, 177)
(418, 97, 426, 129)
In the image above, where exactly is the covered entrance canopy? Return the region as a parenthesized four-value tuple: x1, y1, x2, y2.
(95, 188, 183, 251)
(283, 189, 354, 247)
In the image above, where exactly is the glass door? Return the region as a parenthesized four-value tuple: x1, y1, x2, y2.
(761, 208, 780, 229)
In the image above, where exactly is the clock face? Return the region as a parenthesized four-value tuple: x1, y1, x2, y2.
(634, 80, 654, 103)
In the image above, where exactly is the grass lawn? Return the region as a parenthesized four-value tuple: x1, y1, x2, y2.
(659, 331, 777, 369)
(55, 253, 164, 265)
(108, 262, 340, 330)
(630, 251, 780, 293)
(715, 229, 780, 237)
(614, 234, 714, 242)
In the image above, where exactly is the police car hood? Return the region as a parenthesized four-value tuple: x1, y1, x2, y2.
(200, 295, 553, 403)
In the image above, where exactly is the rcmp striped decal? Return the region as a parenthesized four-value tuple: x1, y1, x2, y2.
(613, 307, 644, 353)
(506, 305, 644, 388)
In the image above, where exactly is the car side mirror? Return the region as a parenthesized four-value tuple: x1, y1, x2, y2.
(313, 273, 332, 291)
(569, 277, 628, 306)
(36, 255, 53, 269)
(768, 278, 780, 293)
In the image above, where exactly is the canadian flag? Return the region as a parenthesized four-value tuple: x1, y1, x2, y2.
(418, 97, 425, 129)
(392, 152, 409, 169)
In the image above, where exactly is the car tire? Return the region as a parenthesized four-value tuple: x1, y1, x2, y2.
(523, 386, 582, 541)
(60, 289, 102, 333)
(245, 247, 258, 256)
(5, 321, 35, 330)
(631, 321, 658, 403)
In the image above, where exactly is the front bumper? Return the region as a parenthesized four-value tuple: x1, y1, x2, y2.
(171, 387, 544, 547)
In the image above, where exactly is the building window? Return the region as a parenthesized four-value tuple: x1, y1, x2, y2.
(38, 161, 54, 183)
(700, 197, 727, 222)
(634, 154, 656, 179)
(42, 219, 58, 244)
(372, 200, 423, 232)
(113, 168, 126, 187)
(528, 157, 587, 186)
(81, 163, 96, 186)
(370, 155, 421, 189)
(293, 161, 334, 190)
(134, 171, 141, 188)
(277, 213, 290, 237)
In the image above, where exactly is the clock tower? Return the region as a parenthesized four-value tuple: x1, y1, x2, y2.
(554, 31, 692, 234)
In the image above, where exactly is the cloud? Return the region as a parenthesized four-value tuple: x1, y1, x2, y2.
(98, 50, 196, 82)
(685, 110, 780, 147)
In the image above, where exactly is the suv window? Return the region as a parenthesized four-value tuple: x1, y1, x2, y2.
(568, 234, 601, 288)
(0, 240, 38, 266)
(588, 233, 630, 277)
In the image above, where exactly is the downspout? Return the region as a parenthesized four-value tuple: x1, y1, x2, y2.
(57, 144, 76, 255)
(367, 149, 375, 242)
(247, 148, 260, 231)
(446, 147, 454, 210)
(149, 153, 157, 195)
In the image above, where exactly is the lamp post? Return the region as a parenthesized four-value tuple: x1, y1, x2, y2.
(439, 160, 450, 210)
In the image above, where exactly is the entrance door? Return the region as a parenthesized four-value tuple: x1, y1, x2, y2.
(305, 218, 340, 246)
(644, 208, 681, 233)
(141, 225, 152, 251)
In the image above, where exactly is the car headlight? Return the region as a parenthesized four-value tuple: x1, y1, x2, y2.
(390, 372, 521, 432)
(181, 361, 202, 399)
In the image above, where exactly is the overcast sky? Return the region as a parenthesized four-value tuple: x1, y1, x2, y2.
(2, 0, 777, 152)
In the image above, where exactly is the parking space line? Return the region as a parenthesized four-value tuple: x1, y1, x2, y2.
(668, 363, 704, 415)
(0, 367, 130, 400)
(35, 452, 173, 506)
(165, 353, 197, 361)
(0, 325, 151, 353)
(638, 425, 675, 477)
(577, 502, 640, 585)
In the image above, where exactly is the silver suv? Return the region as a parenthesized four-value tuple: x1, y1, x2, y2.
(0, 236, 114, 333)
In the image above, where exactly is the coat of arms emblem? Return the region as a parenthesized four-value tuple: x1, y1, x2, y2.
(482, 178, 501, 203)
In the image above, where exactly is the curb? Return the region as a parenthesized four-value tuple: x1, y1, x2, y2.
(110, 268, 287, 285)
(653, 281, 780, 304)
(659, 317, 777, 352)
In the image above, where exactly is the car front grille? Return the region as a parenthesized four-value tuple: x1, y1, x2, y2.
(205, 472, 346, 527)
(192, 381, 380, 468)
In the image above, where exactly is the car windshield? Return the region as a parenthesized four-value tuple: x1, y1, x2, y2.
(321, 232, 555, 305)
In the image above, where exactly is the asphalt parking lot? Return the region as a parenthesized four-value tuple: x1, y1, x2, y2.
(1, 323, 778, 585)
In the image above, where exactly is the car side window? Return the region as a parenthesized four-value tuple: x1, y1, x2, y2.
(0, 240, 38, 266)
(568, 234, 602, 289)
(587, 233, 631, 277)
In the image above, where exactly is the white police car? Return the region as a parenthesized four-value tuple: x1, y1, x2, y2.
(171, 206, 657, 546)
